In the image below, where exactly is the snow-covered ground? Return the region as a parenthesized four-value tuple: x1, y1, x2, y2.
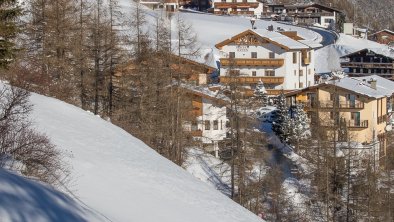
(184, 148, 232, 196)
(117, 0, 322, 68)
(7, 90, 264, 222)
(0, 169, 104, 222)
(315, 34, 394, 73)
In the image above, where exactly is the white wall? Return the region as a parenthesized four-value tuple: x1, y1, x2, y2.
(219, 41, 316, 91)
(197, 98, 227, 144)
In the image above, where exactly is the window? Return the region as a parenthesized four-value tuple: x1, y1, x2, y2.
(293, 52, 297, 63)
(330, 112, 334, 119)
(191, 121, 198, 131)
(308, 81, 311, 86)
(308, 51, 312, 61)
(213, 120, 218, 130)
(229, 70, 240, 76)
(330, 93, 335, 101)
(205, 120, 210, 130)
(220, 120, 223, 130)
(252, 71, 257, 76)
(299, 82, 304, 88)
(251, 52, 257, 58)
(229, 52, 235, 58)
(299, 70, 303, 76)
(265, 70, 275, 76)
(269, 52, 275, 59)
(294, 70, 297, 76)
(308, 69, 311, 75)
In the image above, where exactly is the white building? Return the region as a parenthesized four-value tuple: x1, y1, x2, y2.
(212, 0, 264, 18)
(215, 29, 321, 95)
(182, 84, 229, 157)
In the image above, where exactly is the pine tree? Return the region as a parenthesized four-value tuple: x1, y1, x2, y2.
(272, 92, 291, 143)
(289, 103, 310, 150)
(254, 80, 268, 107)
(0, 0, 22, 69)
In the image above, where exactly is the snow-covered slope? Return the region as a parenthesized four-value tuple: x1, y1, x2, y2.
(27, 92, 263, 222)
(0, 169, 103, 222)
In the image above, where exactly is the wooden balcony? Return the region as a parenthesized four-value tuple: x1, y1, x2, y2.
(214, 2, 259, 9)
(341, 62, 394, 69)
(220, 58, 284, 67)
(220, 76, 284, 84)
(321, 120, 369, 129)
(191, 130, 202, 137)
(302, 101, 364, 110)
(347, 120, 369, 128)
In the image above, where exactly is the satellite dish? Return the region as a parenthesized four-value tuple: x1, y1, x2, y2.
(386, 124, 392, 132)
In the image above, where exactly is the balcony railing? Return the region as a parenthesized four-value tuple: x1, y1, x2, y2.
(302, 101, 364, 109)
(347, 120, 369, 128)
(341, 62, 394, 69)
(191, 130, 202, 137)
(378, 115, 388, 124)
(214, 2, 259, 9)
(321, 120, 369, 129)
(220, 58, 284, 67)
(220, 76, 285, 84)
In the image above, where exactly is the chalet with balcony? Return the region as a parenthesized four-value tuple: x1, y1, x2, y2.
(370, 29, 394, 46)
(340, 49, 394, 81)
(212, 0, 264, 17)
(139, 0, 179, 12)
(265, 3, 342, 29)
(215, 29, 320, 95)
(286, 75, 394, 166)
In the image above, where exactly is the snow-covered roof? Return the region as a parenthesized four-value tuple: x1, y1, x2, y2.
(286, 75, 394, 99)
(216, 29, 314, 50)
(371, 29, 394, 36)
(340, 48, 394, 60)
(251, 29, 310, 50)
(325, 75, 394, 99)
(298, 39, 323, 49)
(179, 83, 230, 103)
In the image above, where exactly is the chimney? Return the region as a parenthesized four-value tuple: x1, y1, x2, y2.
(369, 78, 377, 90)
(268, 25, 274, 31)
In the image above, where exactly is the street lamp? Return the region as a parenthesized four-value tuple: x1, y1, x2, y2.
(250, 17, 256, 29)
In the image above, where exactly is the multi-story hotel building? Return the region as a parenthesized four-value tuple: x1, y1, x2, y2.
(215, 29, 320, 95)
(212, 0, 264, 17)
(340, 48, 394, 81)
(286, 75, 394, 167)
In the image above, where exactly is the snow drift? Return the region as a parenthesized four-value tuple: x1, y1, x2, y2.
(17, 91, 264, 222)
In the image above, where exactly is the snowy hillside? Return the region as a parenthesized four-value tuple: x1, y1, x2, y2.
(0, 169, 104, 222)
(25, 92, 264, 222)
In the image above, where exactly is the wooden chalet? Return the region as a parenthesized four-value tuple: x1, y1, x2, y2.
(340, 49, 394, 80)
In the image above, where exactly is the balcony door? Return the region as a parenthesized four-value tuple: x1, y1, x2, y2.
(348, 94, 356, 108)
(351, 112, 361, 126)
(307, 93, 316, 108)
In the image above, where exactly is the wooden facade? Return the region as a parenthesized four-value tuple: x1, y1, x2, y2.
(340, 49, 394, 80)
(370, 29, 394, 45)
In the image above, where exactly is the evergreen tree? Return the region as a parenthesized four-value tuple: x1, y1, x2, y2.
(289, 103, 310, 150)
(0, 0, 21, 69)
(254, 80, 268, 107)
(272, 92, 291, 143)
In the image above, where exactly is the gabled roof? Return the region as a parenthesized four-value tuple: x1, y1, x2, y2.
(340, 48, 394, 60)
(215, 29, 311, 51)
(267, 3, 342, 13)
(371, 29, 394, 36)
(286, 75, 394, 99)
(179, 83, 230, 104)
